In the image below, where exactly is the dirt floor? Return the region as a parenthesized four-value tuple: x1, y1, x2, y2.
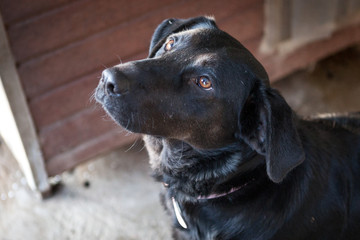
(1, 45, 360, 240)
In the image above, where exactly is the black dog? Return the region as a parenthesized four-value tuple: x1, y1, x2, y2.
(95, 16, 360, 239)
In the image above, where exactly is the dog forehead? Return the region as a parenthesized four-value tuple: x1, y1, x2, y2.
(175, 27, 241, 52)
(193, 53, 218, 66)
(173, 27, 209, 40)
(188, 19, 217, 31)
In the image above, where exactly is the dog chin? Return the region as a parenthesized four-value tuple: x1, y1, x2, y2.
(101, 103, 130, 129)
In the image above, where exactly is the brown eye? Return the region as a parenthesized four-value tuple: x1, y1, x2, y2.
(165, 39, 175, 51)
(197, 76, 212, 90)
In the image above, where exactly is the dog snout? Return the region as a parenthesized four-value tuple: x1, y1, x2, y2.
(101, 68, 129, 96)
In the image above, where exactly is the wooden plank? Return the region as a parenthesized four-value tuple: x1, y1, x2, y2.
(39, 107, 121, 159)
(261, 0, 291, 54)
(0, 0, 73, 24)
(29, 72, 100, 129)
(0, 15, 49, 194)
(46, 130, 139, 176)
(7, 0, 177, 62)
(18, 0, 260, 99)
(29, 51, 147, 129)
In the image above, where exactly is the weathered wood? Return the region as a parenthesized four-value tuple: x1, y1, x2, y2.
(260, 0, 291, 54)
(29, 72, 100, 129)
(262, 23, 360, 81)
(46, 130, 138, 176)
(0, 0, 72, 24)
(0, 15, 49, 194)
(29, 51, 148, 129)
(7, 0, 177, 62)
(39, 107, 122, 160)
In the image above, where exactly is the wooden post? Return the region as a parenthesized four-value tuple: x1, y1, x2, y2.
(0, 14, 50, 196)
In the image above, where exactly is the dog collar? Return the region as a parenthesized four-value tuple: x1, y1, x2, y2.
(197, 185, 244, 200)
(167, 178, 254, 229)
(197, 178, 255, 200)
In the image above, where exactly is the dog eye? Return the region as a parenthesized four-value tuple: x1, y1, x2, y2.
(165, 39, 175, 51)
(196, 76, 212, 90)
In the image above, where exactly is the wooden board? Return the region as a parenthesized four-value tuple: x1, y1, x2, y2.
(46, 130, 138, 176)
(262, 23, 360, 80)
(0, 0, 72, 24)
(7, 0, 177, 62)
(0, 15, 50, 193)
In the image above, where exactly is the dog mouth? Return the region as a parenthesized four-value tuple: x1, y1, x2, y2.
(94, 82, 131, 129)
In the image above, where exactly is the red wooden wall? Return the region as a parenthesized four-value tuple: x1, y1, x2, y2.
(0, 0, 359, 176)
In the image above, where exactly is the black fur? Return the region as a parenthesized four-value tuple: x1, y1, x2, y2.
(95, 16, 360, 239)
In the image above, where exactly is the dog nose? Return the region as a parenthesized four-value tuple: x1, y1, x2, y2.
(101, 68, 129, 96)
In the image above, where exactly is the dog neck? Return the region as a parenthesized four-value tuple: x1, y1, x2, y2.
(143, 135, 266, 202)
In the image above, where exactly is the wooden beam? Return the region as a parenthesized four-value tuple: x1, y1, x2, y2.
(0, 14, 50, 196)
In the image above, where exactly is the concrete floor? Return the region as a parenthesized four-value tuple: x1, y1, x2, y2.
(1, 45, 360, 240)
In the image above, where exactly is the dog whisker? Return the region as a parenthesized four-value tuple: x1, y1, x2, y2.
(88, 89, 98, 104)
(101, 114, 113, 122)
(125, 138, 139, 152)
(115, 54, 123, 64)
(137, 142, 146, 153)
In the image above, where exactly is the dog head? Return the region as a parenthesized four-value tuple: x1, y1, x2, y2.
(95, 16, 304, 183)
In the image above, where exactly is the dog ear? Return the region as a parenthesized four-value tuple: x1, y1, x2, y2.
(238, 82, 305, 183)
(148, 16, 218, 58)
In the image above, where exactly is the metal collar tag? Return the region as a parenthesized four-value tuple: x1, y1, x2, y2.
(171, 197, 188, 229)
